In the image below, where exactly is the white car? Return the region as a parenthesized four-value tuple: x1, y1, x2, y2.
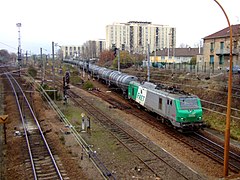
(226, 65, 240, 74)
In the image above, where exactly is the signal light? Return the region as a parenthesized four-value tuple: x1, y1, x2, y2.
(65, 71, 70, 84)
(113, 47, 118, 57)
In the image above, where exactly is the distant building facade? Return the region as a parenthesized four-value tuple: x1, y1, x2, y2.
(61, 45, 81, 59)
(203, 24, 240, 69)
(106, 21, 176, 54)
(61, 39, 106, 59)
(81, 39, 106, 59)
(150, 47, 203, 64)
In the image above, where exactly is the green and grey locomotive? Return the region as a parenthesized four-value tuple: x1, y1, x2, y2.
(128, 81, 204, 131)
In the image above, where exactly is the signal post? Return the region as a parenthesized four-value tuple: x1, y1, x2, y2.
(63, 71, 70, 104)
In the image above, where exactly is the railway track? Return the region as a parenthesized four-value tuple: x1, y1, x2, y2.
(45, 64, 240, 176)
(89, 89, 240, 174)
(191, 132, 240, 173)
(24, 73, 115, 180)
(67, 89, 204, 179)
(5, 72, 67, 180)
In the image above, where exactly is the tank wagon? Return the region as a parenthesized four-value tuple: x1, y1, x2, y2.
(63, 59, 205, 131)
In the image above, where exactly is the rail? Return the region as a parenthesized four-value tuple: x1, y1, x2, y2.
(26, 74, 114, 180)
(5, 72, 63, 180)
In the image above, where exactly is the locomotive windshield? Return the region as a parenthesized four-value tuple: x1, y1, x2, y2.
(179, 97, 199, 110)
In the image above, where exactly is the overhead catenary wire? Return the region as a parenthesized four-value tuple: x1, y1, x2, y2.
(0, 41, 17, 50)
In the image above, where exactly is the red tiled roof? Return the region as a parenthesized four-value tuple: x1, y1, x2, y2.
(203, 24, 240, 39)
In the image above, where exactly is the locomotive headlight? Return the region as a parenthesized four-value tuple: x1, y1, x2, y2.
(198, 117, 202, 120)
(181, 117, 184, 121)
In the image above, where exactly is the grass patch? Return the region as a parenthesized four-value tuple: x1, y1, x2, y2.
(204, 112, 240, 141)
(82, 81, 94, 90)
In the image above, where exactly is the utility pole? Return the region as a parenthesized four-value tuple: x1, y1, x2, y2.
(154, 32, 157, 64)
(43, 52, 46, 84)
(168, 33, 170, 63)
(40, 48, 43, 84)
(16, 23, 22, 76)
(147, 44, 150, 82)
(117, 49, 120, 72)
(83, 60, 85, 78)
(52, 41, 56, 101)
(25, 51, 28, 66)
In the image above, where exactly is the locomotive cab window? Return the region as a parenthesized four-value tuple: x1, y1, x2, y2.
(159, 98, 162, 110)
(179, 97, 199, 109)
(132, 88, 134, 96)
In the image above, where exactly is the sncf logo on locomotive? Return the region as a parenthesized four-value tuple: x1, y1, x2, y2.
(136, 87, 147, 106)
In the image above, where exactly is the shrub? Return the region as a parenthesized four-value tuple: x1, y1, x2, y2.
(28, 66, 37, 78)
(83, 81, 94, 90)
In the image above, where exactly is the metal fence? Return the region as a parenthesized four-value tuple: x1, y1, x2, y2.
(151, 62, 232, 75)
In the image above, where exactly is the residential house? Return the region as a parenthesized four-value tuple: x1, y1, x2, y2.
(150, 47, 203, 64)
(203, 24, 240, 69)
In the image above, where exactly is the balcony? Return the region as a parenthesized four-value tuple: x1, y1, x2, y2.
(215, 48, 238, 55)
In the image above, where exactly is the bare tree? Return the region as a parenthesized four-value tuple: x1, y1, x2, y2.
(0, 49, 11, 61)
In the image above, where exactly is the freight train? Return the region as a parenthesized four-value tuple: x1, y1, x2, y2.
(63, 59, 205, 131)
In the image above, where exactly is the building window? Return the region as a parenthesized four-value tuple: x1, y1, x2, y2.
(159, 98, 162, 110)
(210, 55, 214, 64)
(220, 42, 224, 49)
(219, 55, 224, 65)
(210, 42, 214, 52)
(234, 41, 238, 49)
(65, 47, 68, 50)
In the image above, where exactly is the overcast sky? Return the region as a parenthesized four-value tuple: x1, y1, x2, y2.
(0, 0, 240, 54)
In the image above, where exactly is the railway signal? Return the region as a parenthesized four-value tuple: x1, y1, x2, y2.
(63, 71, 70, 104)
(65, 71, 70, 84)
(113, 47, 118, 57)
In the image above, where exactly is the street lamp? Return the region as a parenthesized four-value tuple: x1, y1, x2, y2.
(213, 0, 233, 177)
